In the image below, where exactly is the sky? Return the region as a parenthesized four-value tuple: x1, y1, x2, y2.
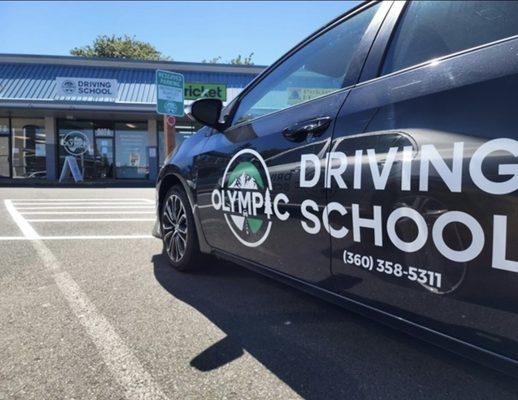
(0, 1, 359, 66)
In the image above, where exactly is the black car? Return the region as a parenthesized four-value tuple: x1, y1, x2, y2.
(154, 1, 518, 376)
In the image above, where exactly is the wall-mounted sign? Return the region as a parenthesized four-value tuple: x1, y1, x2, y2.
(56, 77, 118, 99)
(184, 82, 227, 101)
(156, 70, 184, 116)
(63, 131, 89, 156)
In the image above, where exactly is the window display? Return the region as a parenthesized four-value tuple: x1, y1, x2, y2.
(115, 122, 149, 179)
(11, 118, 46, 178)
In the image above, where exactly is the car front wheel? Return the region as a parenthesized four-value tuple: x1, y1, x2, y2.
(161, 185, 201, 271)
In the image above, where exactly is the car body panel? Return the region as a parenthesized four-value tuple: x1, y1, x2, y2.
(155, 0, 518, 376)
(196, 90, 349, 283)
(328, 33, 518, 363)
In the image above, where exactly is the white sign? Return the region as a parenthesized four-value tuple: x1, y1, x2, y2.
(157, 85, 183, 102)
(56, 77, 118, 99)
(62, 131, 89, 156)
(59, 156, 83, 183)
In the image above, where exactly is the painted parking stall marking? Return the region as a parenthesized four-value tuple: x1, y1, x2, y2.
(3, 195, 170, 400)
(2, 198, 155, 240)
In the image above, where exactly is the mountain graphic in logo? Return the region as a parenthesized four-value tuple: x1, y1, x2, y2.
(226, 162, 267, 235)
(229, 171, 259, 190)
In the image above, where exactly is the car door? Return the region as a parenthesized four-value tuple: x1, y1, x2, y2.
(196, 1, 390, 283)
(327, 1, 518, 365)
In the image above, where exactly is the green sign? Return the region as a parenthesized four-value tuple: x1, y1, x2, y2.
(184, 82, 227, 101)
(156, 70, 184, 116)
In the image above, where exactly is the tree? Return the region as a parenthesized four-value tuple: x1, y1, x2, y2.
(230, 52, 255, 65)
(202, 56, 222, 64)
(70, 35, 170, 61)
(201, 53, 255, 65)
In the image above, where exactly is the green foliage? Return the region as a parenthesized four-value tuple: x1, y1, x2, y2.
(202, 53, 255, 65)
(202, 56, 222, 64)
(70, 35, 170, 61)
(230, 53, 255, 65)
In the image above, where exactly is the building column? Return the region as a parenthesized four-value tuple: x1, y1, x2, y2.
(44, 116, 57, 180)
(147, 118, 158, 181)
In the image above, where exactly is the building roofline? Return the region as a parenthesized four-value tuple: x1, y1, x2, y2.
(0, 53, 267, 74)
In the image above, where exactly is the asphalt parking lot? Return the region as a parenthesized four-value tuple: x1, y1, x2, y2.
(1, 187, 518, 400)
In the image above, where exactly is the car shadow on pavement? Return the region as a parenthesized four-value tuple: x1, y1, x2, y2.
(152, 254, 518, 400)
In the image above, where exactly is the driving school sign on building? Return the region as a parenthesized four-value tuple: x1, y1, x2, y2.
(56, 77, 118, 99)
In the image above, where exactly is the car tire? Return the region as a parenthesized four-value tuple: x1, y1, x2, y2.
(161, 185, 203, 272)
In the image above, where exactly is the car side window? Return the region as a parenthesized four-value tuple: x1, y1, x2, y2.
(382, 1, 518, 75)
(231, 3, 381, 126)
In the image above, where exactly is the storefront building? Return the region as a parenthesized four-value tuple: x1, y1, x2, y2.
(0, 54, 264, 181)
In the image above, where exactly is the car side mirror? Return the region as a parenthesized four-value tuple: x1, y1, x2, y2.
(186, 98, 227, 132)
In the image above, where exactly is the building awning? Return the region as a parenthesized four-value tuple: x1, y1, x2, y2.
(0, 54, 264, 111)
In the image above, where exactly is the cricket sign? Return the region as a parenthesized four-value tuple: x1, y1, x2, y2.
(211, 149, 289, 247)
(156, 70, 185, 117)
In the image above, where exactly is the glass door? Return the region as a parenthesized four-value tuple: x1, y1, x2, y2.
(95, 136, 114, 178)
(58, 120, 95, 180)
(94, 123, 115, 179)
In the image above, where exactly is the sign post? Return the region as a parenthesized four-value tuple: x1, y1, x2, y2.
(156, 70, 184, 158)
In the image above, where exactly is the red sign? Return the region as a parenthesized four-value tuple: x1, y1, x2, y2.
(166, 116, 176, 127)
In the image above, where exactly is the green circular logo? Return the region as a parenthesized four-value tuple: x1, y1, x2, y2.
(212, 149, 273, 247)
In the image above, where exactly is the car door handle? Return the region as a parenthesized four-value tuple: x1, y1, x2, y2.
(282, 116, 332, 142)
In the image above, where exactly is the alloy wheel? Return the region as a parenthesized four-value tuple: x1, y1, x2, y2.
(162, 194, 188, 263)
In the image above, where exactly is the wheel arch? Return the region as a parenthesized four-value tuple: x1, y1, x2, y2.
(158, 167, 212, 254)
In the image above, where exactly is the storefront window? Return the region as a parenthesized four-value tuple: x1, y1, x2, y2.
(11, 118, 46, 178)
(115, 122, 149, 179)
(58, 120, 95, 180)
(0, 118, 9, 178)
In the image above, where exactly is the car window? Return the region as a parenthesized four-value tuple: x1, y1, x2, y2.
(382, 1, 518, 75)
(231, 3, 381, 126)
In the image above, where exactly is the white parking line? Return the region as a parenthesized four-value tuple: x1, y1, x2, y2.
(11, 198, 153, 202)
(26, 218, 155, 222)
(44, 235, 154, 240)
(14, 202, 152, 206)
(4, 199, 169, 400)
(4, 200, 40, 239)
(17, 205, 155, 210)
(2, 199, 156, 240)
(21, 211, 156, 215)
(0, 235, 155, 241)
